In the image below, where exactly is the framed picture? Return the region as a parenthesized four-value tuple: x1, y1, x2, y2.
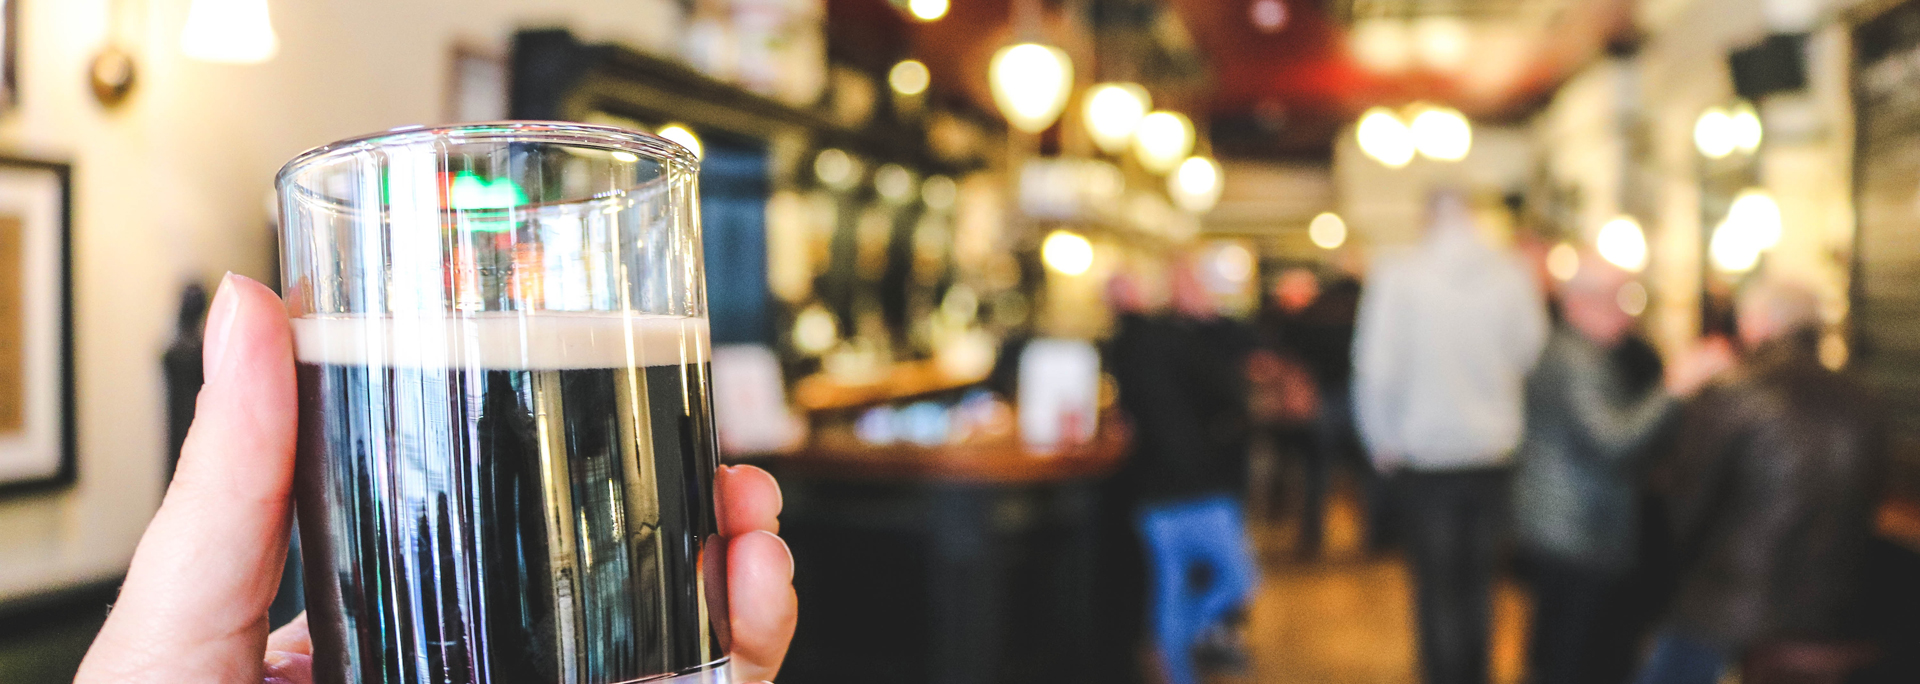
(0, 157, 72, 495)
(0, 0, 15, 112)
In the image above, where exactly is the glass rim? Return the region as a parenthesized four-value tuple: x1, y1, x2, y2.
(274, 120, 700, 190)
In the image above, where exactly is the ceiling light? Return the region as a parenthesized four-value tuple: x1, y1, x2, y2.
(1356, 107, 1414, 167)
(814, 148, 859, 190)
(1410, 106, 1471, 161)
(990, 43, 1074, 134)
(657, 124, 703, 159)
(1730, 102, 1763, 153)
(1727, 188, 1782, 249)
(1042, 230, 1094, 276)
(889, 59, 930, 96)
(1309, 212, 1347, 249)
(1213, 243, 1255, 283)
(875, 164, 916, 203)
(1170, 156, 1224, 214)
(1251, 0, 1288, 33)
(1547, 242, 1579, 281)
(181, 0, 279, 64)
(1694, 107, 1737, 159)
(1596, 216, 1647, 272)
(909, 0, 950, 22)
(1084, 83, 1151, 156)
(1413, 16, 1471, 72)
(1350, 19, 1412, 73)
(1133, 111, 1195, 174)
(1710, 219, 1762, 273)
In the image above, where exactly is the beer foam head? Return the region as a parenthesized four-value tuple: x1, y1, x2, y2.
(292, 313, 711, 369)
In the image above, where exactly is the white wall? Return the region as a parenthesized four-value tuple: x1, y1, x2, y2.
(0, 0, 681, 604)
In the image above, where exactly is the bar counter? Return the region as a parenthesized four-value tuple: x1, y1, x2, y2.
(740, 418, 1130, 684)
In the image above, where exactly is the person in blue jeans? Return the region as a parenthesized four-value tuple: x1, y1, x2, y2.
(1139, 496, 1260, 684)
(1107, 265, 1262, 684)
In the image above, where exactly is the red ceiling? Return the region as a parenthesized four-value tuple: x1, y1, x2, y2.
(825, 0, 1634, 157)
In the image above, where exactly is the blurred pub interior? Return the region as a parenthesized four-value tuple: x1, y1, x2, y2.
(2, 0, 1920, 682)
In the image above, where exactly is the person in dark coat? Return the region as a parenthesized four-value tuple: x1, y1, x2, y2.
(1513, 256, 1686, 684)
(1105, 268, 1259, 684)
(1634, 278, 1886, 684)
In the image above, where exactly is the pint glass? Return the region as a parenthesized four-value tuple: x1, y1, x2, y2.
(276, 122, 730, 684)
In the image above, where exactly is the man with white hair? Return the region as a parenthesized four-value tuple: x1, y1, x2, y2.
(1352, 188, 1548, 684)
(1633, 278, 1888, 684)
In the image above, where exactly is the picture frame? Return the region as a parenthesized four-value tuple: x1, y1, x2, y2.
(0, 157, 73, 496)
(0, 0, 16, 112)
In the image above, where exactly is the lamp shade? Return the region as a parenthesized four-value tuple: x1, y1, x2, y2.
(1169, 156, 1223, 214)
(181, 0, 279, 64)
(1132, 111, 1194, 174)
(1084, 83, 1150, 155)
(990, 43, 1074, 134)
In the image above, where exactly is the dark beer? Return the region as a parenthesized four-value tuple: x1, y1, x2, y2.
(291, 314, 731, 684)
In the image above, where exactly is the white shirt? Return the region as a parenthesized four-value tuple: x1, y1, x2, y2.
(1351, 226, 1548, 471)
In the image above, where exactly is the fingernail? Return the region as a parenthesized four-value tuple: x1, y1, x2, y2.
(204, 273, 241, 382)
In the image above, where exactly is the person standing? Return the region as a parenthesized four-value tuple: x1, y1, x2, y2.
(1107, 268, 1260, 684)
(1634, 279, 1887, 684)
(1352, 188, 1549, 684)
(1513, 256, 1692, 684)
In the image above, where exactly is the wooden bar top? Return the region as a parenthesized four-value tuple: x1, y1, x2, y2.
(748, 420, 1129, 485)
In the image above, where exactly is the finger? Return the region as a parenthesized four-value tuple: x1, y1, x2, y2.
(728, 530, 797, 683)
(263, 651, 314, 684)
(76, 274, 298, 684)
(715, 465, 782, 536)
(266, 612, 312, 655)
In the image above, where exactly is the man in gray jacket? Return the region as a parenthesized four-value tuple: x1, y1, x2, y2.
(1352, 188, 1548, 684)
(1514, 255, 1688, 684)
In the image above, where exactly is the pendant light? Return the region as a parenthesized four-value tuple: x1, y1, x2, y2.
(990, 43, 1074, 134)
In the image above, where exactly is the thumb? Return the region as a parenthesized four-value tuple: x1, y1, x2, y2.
(77, 274, 298, 683)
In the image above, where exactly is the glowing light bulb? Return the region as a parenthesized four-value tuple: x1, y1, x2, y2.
(814, 148, 859, 190)
(1356, 107, 1414, 168)
(909, 0, 949, 22)
(1596, 216, 1647, 272)
(1350, 19, 1412, 73)
(1546, 242, 1580, 282)
(889, 59, 930, 96)
(181, 0, 279, 64)
(1084, 83, 1151, 156)
(1727, 188, 1782, 249)
(1309, 212, 1347, 249)
(1410, 106, 1471, 161)
(1170, 156, 1224, 214)
(1133, 111, 1195, 174)
(1695, 107, 1736, 159)
(1214, 243, 1255, 283)
(1710, 219, 1762, 273)
(1730, 102, 1763, 153)
(990, 43, 1074, 134)
(1251, 0, 1289, 33)
(1042, 230, 1094, 276)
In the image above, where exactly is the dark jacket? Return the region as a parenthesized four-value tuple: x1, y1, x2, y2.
(1662, 334, 1887, 649)
(1108, 313, 1240, 503)
(1514, 327, 1678, 572)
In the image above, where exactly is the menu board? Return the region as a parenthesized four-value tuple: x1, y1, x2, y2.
(1853, 0, 1920, 480)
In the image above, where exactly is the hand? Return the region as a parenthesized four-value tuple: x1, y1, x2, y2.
(1664, 336, 1736, 397)
(74, 275, 797, 684)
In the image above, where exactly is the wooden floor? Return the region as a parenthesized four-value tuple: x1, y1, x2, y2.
(1231, 483, 1532, 684)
